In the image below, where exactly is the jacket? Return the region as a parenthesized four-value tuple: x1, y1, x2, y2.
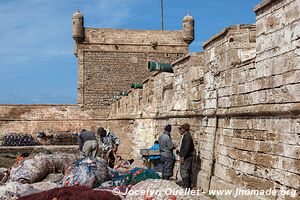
(99, 130, 120, 152)
(78, 130, 97, 151)
(158, 131, 174, 158)
(178, 132, 194, 159)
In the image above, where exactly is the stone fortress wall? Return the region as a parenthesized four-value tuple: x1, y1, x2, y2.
(0, 105, 133, 157)
(108, 0, 300, 198)
(0, 11, 194, 158)
(73, 10, 194, 112)
(0, 0, 299, 198)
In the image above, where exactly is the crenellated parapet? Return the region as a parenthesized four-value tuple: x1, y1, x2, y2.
(71, 11, 195, 112)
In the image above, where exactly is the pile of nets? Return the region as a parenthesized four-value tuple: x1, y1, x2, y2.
(18, 186, 123, 200)
(0, 181, 59, 200)
(0, 181, 31, 200)
(9, 156, 55, 183)
(63, 157, 109, 188)
(45, 153, 76, 174)
(8, 153, 76, 184)
(112, 168, 160, 186)
(0, 168, 8, 182)
(42, 173, 64, 184)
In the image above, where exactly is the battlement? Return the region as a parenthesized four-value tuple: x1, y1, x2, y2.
(73, 14, 194, 113)
(203, 24, 256, 49)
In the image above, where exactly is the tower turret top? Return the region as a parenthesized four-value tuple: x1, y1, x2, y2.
(72, 9, 83, 19)
(183, 14, 194, 22)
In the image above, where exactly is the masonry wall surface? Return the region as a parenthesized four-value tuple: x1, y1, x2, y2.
(0, 1, 298, 198)
(108, 0, 300, 199)
(108, 52, 205, 184)
(0, 21, 191, 159)
(206, 1, 299, 199)
(0, 105, 133, 158)
(76, 28, 189, 113)
(109, 52, 204, 154)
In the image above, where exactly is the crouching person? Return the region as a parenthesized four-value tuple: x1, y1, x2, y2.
(78, 129, 98, 159)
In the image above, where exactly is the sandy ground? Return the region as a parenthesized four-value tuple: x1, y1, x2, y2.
(0, 156, 15, 168)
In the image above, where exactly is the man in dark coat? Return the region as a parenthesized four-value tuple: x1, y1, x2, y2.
(78, 129, 98, 159)
(177, 123, 194, 188)
(158, 124, 176, 180)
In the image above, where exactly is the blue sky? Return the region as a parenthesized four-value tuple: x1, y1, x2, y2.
(0, 0, 261, 104)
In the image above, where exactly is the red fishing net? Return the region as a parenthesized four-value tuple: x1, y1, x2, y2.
(18, 186, 122, 200)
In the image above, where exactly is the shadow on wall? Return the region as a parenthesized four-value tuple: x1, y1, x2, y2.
(192, 153, 201, 187)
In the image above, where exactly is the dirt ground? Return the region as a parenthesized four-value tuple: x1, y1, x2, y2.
(0, 156, 15, 168)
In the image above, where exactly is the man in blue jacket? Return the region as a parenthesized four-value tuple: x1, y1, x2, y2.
(148, 140, 160, 160)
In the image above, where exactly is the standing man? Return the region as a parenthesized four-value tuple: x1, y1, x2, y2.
(98, 127, 120, 168)
(78, 129, 98, 159)
(177, 123, 194, 188)
(158, 124, 176, 180)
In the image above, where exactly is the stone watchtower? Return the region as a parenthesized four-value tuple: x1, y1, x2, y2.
(72, 10, 194, 114)
(182, 14, 194, 44)
(72, 10, 84, 42)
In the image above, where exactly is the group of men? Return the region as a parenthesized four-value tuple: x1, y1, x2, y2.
(78, 123, 195, 189)
(77, 127, 120, 168)
(158, 123, 195, 189)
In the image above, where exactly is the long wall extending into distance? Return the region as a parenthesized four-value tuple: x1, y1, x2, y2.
(108, 0, 300, 199)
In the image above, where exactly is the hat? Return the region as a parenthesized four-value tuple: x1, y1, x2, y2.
(164, 124, 172, 133)
(97, 127, 107, 137)
(179, 123, 190, 132)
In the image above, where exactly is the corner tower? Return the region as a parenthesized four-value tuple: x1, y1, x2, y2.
(73, 12, 193, 113)
(182, 14, 194, 44)
(72, 9, 84, 42)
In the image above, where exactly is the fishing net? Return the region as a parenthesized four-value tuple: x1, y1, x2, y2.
(18, 186, 123, 200)
(0, 181, 30, 200)
(63, 157, 109, 188)
(9, 153, 75, 184)
(9, 156, 54, 183)
(112, 168, 160, 186)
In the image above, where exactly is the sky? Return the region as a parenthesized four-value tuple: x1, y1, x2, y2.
(0, 0, 261, 104)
